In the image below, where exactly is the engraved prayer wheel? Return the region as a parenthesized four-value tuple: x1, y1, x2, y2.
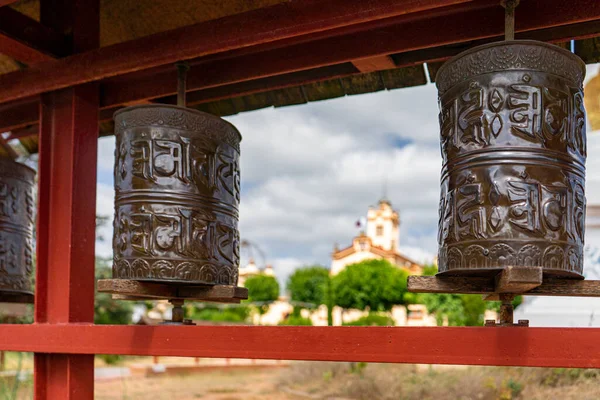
(436, 40, 587, 278)
(0, 158, 35, 300)
(113, 105, 242, 286)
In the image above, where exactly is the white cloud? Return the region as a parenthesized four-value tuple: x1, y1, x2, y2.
(97, 136, 115, 174)
(95, 183, 114, 258)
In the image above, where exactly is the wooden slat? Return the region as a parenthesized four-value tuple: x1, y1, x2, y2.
(408, 276, 495, 294)
(0, 99, 39, 132)
(97, 279, 248, 302)
(408, 275, 600, 297)
(352, 56, 396, 72)
(495, 266, 543, 294)
(527, 279, 600, 297)
(575, 36, 600, 63)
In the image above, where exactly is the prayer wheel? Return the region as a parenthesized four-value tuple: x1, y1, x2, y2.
(0, 158, 35, 300)
(112, 105, 242, 286)
(436, 40, 587, 278)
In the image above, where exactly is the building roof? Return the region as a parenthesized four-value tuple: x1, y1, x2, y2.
(332, 234, 421, 267)
(0, 0, 598, 157)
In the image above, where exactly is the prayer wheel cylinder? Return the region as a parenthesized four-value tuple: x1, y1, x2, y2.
(435, 40, 586, 278)
(113, 105, 242, 285)
(0, 158, 35, 299)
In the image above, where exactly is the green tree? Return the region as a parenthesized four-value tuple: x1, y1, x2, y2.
(287, 266, 330, 307)
(286, 265, 333, 325)
(244, 274, 279, 315)
(342, 312, 394, 326)
(188, 304, 251, 323)
(332, 259, 409, 312)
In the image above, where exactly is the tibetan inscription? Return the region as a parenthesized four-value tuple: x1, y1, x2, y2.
(113, 105, 242, 285)
(436, 41, 587, 277)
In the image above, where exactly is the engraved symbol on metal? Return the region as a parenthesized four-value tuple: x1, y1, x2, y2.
(435, 41, 587, 278)
(112, 105, 242, 286)
(0, 158, 36, 298)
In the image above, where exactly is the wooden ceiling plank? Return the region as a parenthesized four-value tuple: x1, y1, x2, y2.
(352, 56, 397, 73)
(0, 7, 67, 64)
(0, 0, 484, 105)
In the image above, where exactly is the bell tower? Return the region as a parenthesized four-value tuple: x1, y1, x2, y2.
(366, 199, 400, 252)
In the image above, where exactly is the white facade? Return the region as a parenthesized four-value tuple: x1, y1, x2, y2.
(331, 236, 385, 275)
(331, 199, 422, 276)
(366, 199, 399, 252)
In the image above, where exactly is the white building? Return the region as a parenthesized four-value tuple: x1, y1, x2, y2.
(331, 199, 423, 275)
(237, 259, 274, 287)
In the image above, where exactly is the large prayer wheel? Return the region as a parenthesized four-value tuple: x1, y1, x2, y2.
(0, 158, 35, 300)
(436, 40, 587, 278)
(112, 105, 242, 286)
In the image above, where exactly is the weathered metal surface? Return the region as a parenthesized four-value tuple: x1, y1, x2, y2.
(0, 158, 35, 300)
(436, 40, 587, 278)
(113, 105, 242, 286)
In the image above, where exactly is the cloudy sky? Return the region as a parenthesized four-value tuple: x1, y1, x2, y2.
(95, 62, 600, 287)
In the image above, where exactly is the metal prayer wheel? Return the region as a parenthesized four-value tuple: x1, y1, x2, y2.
(436, 40, 587, 278)
(0, 158, 35, 300)
(112, 105, 242, 286)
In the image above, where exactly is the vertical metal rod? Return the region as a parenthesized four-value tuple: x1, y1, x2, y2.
(176, 62, 190, 107)
(170, 299, 185, 323)
(499, 294, 515, 325)
(501, 0, 520, 41)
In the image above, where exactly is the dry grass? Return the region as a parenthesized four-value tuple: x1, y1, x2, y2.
(279, 362, 600, 400)
(3, 358, 600, 399)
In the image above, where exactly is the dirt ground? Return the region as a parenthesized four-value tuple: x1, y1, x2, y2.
(94, 368, 295, 400)
(4, 356, 600, 399)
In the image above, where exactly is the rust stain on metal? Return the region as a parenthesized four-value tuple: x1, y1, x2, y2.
(112, 105, 242, 286)
(436, 40, 587, 278)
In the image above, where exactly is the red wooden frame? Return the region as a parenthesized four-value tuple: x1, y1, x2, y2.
(0, 0, 599, 399)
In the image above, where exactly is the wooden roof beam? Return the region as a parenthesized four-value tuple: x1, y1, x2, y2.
(3, 17, 600, 136)
(0, 0, 479, 105)
(101, 0, 600, 107)
(0, 7, 67, 64)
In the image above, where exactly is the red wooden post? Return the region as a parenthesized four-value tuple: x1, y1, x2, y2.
(34, 85, 99, 400)
(34, 1, 99, 399)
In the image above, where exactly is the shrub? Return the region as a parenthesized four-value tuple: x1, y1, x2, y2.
(279, 315, 313, 326)
(343, 313, 394, 326)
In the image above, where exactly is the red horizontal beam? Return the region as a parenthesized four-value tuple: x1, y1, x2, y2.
(0, 7, 66, 64)
(0, 0, 471, 105)
(1, 324, 600, 368)
(3, 19, 600, 135)
(102, 0, 600, 107)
